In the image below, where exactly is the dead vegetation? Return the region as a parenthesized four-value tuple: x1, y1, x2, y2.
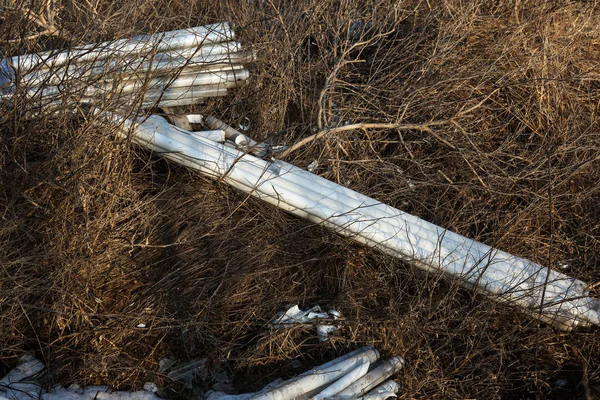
(1, 0, 600, 399)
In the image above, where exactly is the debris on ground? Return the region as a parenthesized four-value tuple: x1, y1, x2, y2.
(272, 305, 340, 342)
(165, 359, 208, 389)
(0, 349, 403, 400)
(206, 346, 403, 400)
(0, 355, 161, 400)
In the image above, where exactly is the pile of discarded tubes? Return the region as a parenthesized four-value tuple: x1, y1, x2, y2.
(0, 347, 403, 400)
(0, 22, 251, 109)
(1, 23, 600, 331)
(0, 354, 160, 400)
(208, 346, 403, 400)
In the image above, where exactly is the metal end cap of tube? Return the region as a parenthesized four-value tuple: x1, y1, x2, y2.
(369, 348, 380, 363)
(354, 346, 379, 364)
(387, 356, 405, 372)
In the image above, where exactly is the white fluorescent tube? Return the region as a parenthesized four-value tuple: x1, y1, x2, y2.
(299, 347, 379, 377)
(142, 82, 238, 102)
(147, 89, 228, 107)
(313, 362, 370, 400)
(24, 64, 249, 100)
(72, 86, 229, 108)
(188, 130, 226, 142)
(125, 69, 249, 92)
(333, 357, 405, 400)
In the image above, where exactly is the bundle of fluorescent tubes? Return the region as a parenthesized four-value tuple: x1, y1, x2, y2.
(206, 346, 404, 400)
(99, 110, 600, 331)
(0, 348, 403, 400)
(0, 22, 252, 109)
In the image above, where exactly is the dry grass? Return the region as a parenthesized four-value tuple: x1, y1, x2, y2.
(1, 1, 600, 399)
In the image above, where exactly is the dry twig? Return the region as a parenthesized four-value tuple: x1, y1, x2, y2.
(280, 91, 497, 158)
